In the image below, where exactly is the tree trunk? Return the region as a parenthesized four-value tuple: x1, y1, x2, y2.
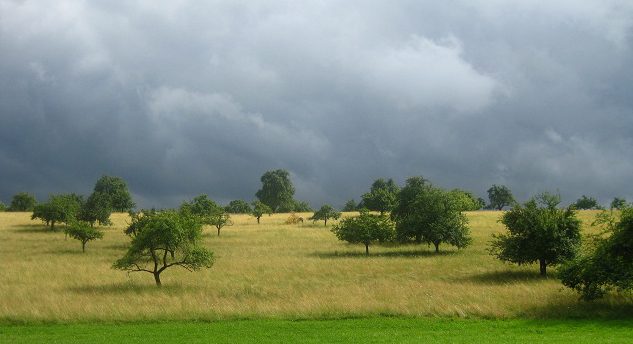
(82, 241, 86, 252)
(154, 272, 162, 286)
(51, 221, 56, 231)
(434, 242, 440, 253)
(415, 235, 421, 244)
(217, 227, 221, 236)
(539, 260, 547, 276)
(257, 216, 260, 224)
(324, 218, 328, 226)
(365, 243, 369, 255)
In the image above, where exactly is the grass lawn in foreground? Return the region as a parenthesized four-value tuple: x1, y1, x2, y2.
(2, 318, 633, 344)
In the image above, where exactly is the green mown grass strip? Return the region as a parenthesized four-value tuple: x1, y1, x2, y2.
(2, 318, 632, 344)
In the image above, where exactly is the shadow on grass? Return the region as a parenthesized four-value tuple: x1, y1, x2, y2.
(464, 269, 548, 285)
(310, 250, 458, 259)
(68, 282, 200, 294)
(525, 293, 633, 319)
(10, 224, 56, 233)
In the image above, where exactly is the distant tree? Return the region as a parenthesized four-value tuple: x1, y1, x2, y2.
(361, 178, 399, 215)
(113, 210, 215, 286)
(225, 200, 251, 214)
(8, 192, 37, 212)
(487, 185, 516, 210)
(251, 201, 273, 224)
(255, 169, 295, 212)
(490, 191, 582, 276)
(559, 205, 633, 300)
(93, 175, 136, 212)
(78, 191, 112, 227)
(610, 197, 627, 210)
(293, 201, 313, 213)
(65, 220, 104, 252)
(342, 199, 359, 212)
(573, 195, 601, 210)
(0, 200, 5, 212)
(309, 204, 342, 226)
(391, 177, 472, 253)
(331, 210, 395, 255)
(449, 189, 484, 211)
(206, 208, 233, 236)
(180, 195, 217, 217)
(31, 193, 84, 231)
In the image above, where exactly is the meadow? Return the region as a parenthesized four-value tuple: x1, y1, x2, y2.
(1, 210, 631, 324)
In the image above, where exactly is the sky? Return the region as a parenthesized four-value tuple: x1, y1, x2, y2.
(1, 0, 633, 209)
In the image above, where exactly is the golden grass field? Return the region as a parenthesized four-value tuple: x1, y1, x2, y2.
(0, 210, 631, 323)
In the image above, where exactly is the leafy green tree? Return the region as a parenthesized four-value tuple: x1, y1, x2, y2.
(207, 208, 233, 236)
(559, 205, 633, 300)
(113, 210, 215, 286)
(180, 194, 217, 217)
(31, 193, 84, 231)
(276, 199, 313, 213)
(361, 178, 399, 215)
(93, 174, 136, 212)
(0, 200, 6, 212)
(610, 197, 627, 210)
(487, 185, 516, 210)
(255, 169, 295, 212)
(331, 210, 395, 255)
(391, 176, 471, 252)
(293, 201, 313, 213)
(8, 192, 37, 211)
(225, 200, 251, 214)
(449, 189, 484, 211)
(65, 220, 104, 252)
(309, 204, 342, 226)
(78, 191, 112, 227)
(251, 201, 273, 224)
(490, 191, 582, 276)
(573, 195, 601, 210)
(341, 199, 358, 212)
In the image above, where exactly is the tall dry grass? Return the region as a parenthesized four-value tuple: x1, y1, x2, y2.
(0, 210, 630, 322)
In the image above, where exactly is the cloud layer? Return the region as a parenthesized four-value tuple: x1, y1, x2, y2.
(1, 0, 632, 208)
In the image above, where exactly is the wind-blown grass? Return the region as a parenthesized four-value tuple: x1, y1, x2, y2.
(0, 210, 631, 323)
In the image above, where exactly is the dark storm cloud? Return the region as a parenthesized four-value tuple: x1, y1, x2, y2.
(1, 0, 632, 208)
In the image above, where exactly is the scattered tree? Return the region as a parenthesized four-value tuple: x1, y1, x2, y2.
(449, 189, 485, 211)
(610, 197, 627, 210)
(113, 210, 215, 286)
(78, 191, 112, 227)
(93, 174, 136, 212)
(559, 205, 633, 300)
(573, 195, 601, 210)
(361, 178, 399, 215)
(331, 210, 395, 255)
(309, 204, 342, 226)
(207, 208, 233, 236)
(391, 177, 472, 252)
(251, 201, 272, 224)
(31, 193, 83, 231)
(65, 220, 104, 251)
(487, 185, 516, 210)
(341, 199, 359, 212)
(225, 200, 251, 214)
(255, 169, 295, 213)
(8, 192, 37, 212)
(180, 194, 217, 217)
(489, 191, 582, 276)
(293, 201, 313, 213)
(0, 200, 5, 212)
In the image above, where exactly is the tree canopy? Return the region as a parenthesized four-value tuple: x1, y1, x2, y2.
(65, 220, 104, 251)
(331, 210, 395, 255)
(8, 192, 37, 212)
(361, 178, 399, 215)
(309, 204, 341, 226)
(559, 206, 633, 300)
(225, 200, 251, 214)
(487, 185, 515, 210)
(573, 195, 602, 210)
(180, 194, 217, 217)
(610, 197, 627, 210)
(449, 189, 485, 211)
(391, 176, 472, 252)
(93, 174, 136, 212)
(113, 209, 215, 286)
(490, 191, 582, 276)
(251, 201, 273, 224)
(31, 193, 83, 231)
(255, 169, 295, 213)
(78, 191, 112, 227)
